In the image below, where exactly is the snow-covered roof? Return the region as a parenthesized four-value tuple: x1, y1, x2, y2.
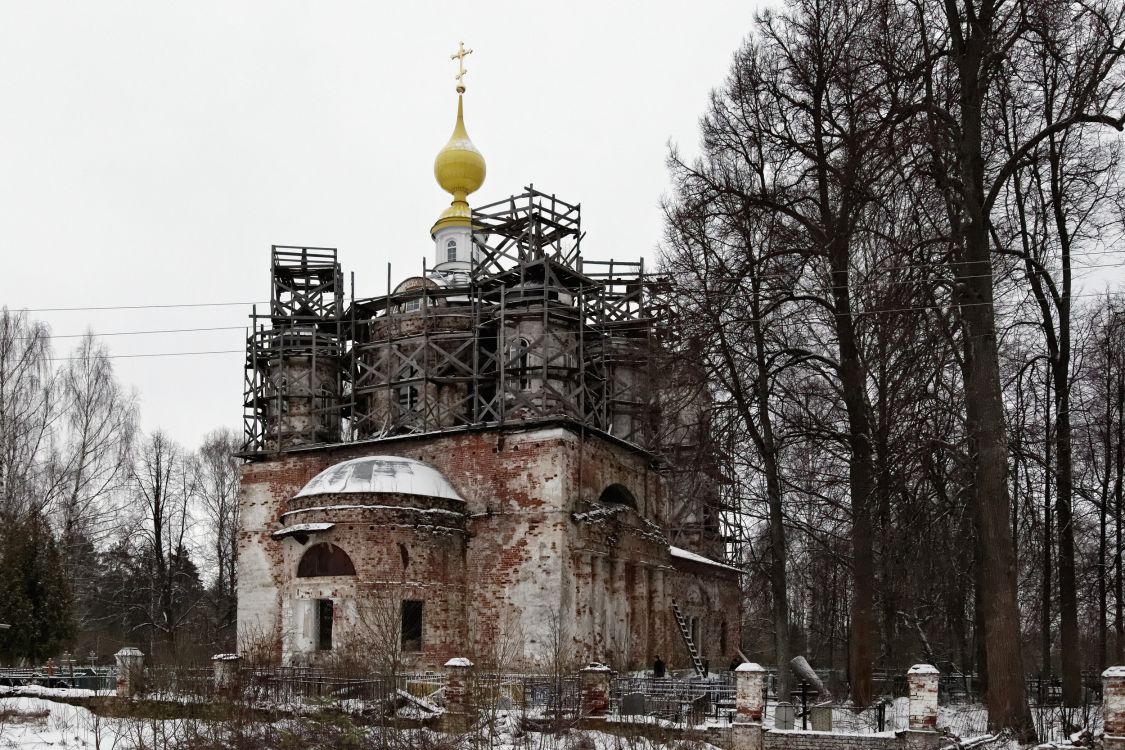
(669, 545, 742, 574)
(295, 456, 463, 502)
(444, 657, 474, 668)
(907, 664, 939, 675)
(272, 522, 335, 539)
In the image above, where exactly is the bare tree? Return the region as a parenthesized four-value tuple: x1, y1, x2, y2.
(662, 181, 799, 696)
(0, 308, 57, 522)
(131, 430, 203, 657)
(51, 333, 136, 557)
(198, 427, 241, 649)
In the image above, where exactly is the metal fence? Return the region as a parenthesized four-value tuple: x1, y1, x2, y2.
(0, 662, 1107, 740)
(0, 667, 115, 692)
(611, 674, 736, 725)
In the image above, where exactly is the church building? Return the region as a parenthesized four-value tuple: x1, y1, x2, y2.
(235, 47, 742, 673)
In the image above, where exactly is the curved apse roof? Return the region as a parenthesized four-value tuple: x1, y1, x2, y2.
(295, 456, 463, 502)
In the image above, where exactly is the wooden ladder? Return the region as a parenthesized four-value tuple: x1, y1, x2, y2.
(671, 600, 706, 677)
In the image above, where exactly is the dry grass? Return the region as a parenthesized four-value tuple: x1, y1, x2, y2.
(0, 705, 51, 724)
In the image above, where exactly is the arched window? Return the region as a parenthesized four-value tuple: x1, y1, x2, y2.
(599, 483, 637, 508)
(511, 338, 530, 390)
(446, 238, 457, 263)
(297, 543, 356, 577)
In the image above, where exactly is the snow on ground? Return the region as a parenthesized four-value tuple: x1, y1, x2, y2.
(0, 696, 132, 749)
(0, 698, 724, 750)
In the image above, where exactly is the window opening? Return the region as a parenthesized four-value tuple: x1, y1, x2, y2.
(397, 364, 420, 413)
(297, 543, 356, 577)
(511, 338, 530, 390)
(317, 599, 334, 650)
(401, 600, 424, 652)
(598, 484, 637, 508)
(446, 238, 457, 263)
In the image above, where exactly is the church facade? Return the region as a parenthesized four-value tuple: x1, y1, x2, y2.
(235, 57, 742, 672)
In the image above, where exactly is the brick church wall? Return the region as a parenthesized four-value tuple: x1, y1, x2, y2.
(237, 422, 742, 671)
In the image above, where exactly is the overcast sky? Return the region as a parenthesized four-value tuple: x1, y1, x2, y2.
(0, 2, 761, 447)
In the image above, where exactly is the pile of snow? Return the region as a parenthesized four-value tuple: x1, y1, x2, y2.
(0, 696, 129, 749)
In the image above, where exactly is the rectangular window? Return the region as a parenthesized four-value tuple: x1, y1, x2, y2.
(317, 599, 334, 651)
(401, 600, 424, 652)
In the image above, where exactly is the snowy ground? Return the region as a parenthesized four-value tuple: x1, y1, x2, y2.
(0, 692, 1091, 749)
(0, 696, 135, 749)
(0, 696, 723, 749)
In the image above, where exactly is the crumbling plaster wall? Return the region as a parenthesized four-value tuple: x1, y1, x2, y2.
(237, 423, 740, 671)
(275, 493, 468, 667)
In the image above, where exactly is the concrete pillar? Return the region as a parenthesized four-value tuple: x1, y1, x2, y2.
(114, 647, 144, 698)
(212, 653, 242, 696)
(444, 657, 474, 731)
(907, 664, 940, 730)
(735, 662, 767, 723)
(1105, 666, 1125, 750)
(733, 662, 766, 750)
(580, 663, 612, 718)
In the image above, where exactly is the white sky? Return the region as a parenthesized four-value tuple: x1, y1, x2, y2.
(0, 1, 761, 448)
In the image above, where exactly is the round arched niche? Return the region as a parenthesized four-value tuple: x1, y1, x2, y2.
(296, 542, 356, 577)
(598, 483, 637, 509)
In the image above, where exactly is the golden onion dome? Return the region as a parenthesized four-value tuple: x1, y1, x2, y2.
(432, 94, 486, 235)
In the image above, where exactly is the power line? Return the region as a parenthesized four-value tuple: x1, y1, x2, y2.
(45, 349, 244, 362)
(21, 301, 269, 313)
(9, 254, 1125, 313)
(16, 325, 246, 340)
(26, 290, 1121, 359)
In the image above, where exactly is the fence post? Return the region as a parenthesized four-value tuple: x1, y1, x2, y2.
(212, 653, 242, 697)
(444, 657, 474, 732)
(1105, 666, 1125, 750)
(114, 647, 144, 698)
(732, 662, 765, 750)
(907, 664, 939, 730)
(580, 662, 612, 719)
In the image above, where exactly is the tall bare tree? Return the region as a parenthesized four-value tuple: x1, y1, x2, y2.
(0, 309, 56, 522)
(198, 427, 241, 649)
(131, 430, 202, 657)
(51, 333, 136, 557)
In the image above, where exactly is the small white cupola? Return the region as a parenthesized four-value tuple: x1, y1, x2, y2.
(433, 225, 474, 272)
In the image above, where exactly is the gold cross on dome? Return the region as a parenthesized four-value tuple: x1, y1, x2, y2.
(451, 41, 473, 93)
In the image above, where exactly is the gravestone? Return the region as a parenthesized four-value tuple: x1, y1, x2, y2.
(621, 691, 646, 716)
(775, 701, 795, 730)
(810, 704, 833, 731)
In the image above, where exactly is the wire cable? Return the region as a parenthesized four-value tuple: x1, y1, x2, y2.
(45, 349, 244, 362)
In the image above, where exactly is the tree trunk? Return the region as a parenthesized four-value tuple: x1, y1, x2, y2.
(758, 368, 792, 697)
(833, 271, 877, 709)
(1116, 366, 1124, 662)
(948, 4, 1035, 737)
(1054, 382, 1080, 705)
(1043, 369, 1053, 677)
